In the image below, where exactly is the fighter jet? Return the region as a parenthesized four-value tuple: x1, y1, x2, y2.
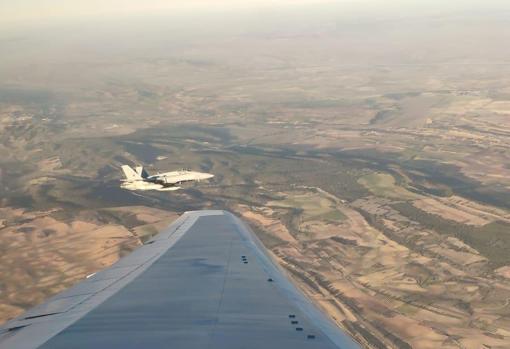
(120, 165, 214, 191)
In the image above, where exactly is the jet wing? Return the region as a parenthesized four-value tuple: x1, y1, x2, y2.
(0, 211, 360, 349)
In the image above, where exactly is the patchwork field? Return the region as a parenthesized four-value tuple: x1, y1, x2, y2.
(1, 7, 510, 348)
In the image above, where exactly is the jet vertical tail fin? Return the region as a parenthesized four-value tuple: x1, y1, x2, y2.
(121, 165, 142, 181)
(135, 166, 149, 179)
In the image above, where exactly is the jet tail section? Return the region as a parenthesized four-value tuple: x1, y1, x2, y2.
(121, 165, 142, 181)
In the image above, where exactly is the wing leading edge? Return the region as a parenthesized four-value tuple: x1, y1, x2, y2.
(0, 210, 360, 349)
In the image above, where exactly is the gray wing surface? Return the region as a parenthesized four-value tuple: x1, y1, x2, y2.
(0, 210, 360, 349)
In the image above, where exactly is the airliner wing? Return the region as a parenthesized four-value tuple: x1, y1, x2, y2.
(0, 211, 360, 349)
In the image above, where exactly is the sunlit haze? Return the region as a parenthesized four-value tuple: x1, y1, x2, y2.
(2, 0, 510, 29)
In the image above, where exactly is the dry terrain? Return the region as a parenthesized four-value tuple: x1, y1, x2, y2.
(1, 6, 510, 348)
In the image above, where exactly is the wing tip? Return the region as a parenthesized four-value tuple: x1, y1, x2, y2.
(183, 210, 231, 217)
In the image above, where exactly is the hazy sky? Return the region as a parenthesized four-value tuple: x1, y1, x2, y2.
(2, 0, 324, 24)
(2, 0, 509, 29)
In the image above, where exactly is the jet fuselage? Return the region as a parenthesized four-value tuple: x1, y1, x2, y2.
(120, 165, 214, 191)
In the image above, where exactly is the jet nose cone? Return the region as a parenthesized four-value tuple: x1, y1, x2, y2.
(203, 173, 214, 179)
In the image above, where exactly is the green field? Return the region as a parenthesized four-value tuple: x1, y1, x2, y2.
(358, 172, 421, 200)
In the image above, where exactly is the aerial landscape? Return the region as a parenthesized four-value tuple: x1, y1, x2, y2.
(1, 1, 510, 348)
